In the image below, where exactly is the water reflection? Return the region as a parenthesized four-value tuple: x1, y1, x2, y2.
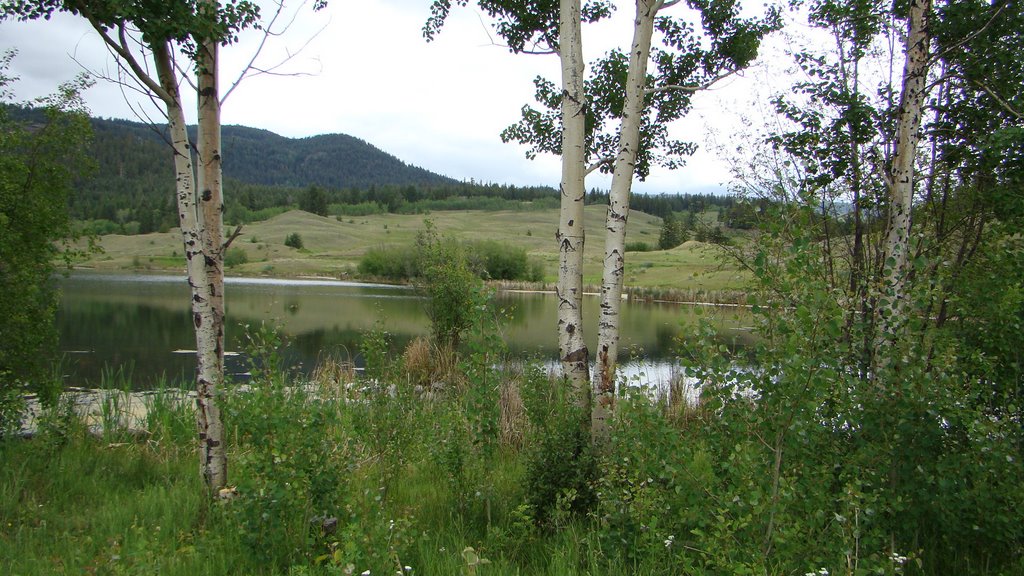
(57, 272, 752, 389)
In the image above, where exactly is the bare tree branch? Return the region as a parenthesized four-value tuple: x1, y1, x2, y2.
(973, 78, 1023, 120)
(222, 224, 244, 252)
(222, 0, 328, 104)
(645, 68, 739, 95)
(174, 54, 199, 93)
(72, 7, 174, 104)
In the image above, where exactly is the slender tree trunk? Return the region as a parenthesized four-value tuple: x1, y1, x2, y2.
(556, 0, 590, 407)
(875, 0, 931, 370)
(153, 40, 226, 493)
(592, 0, 657, 442)
(195, 28, 228, 492)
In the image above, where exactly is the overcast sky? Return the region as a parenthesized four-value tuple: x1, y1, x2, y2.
(0, 0, 780, 195)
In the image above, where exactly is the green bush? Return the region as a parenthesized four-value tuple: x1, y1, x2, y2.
(359, 237, 542, 283)
(625, 241, 652, 252)
(468, 240, 531, 281)
(223, 247, 249, 268)
(521, 365, 596, 525)
(284, 232, 304, 249)
(357, 245, 419, 280)
(223, 324, 349, 566)
(416, 222, 482, 349)
(1, 67, 92, 400)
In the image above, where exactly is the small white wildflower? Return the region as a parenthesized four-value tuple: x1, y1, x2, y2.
(663, 535, 675, 548)
(819, 569, 829, 576)
(361, 570, 371, 576)
(889, 552, 907, 565)
(404, 566, 412, 573)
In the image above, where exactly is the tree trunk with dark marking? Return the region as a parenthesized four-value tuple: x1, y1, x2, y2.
(592, 0, 658, 443)
(557, 0, 590, 408)
(876, 0, 931, 373)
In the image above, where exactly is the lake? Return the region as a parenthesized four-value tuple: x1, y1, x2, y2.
(56, 272, 753, 389)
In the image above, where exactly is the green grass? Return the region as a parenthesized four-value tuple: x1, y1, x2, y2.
(0, 431, 243, 575)
(72, 208, 748, 292)
(4, 356, 1020, 576)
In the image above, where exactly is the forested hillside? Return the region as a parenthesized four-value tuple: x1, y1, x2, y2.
(80, 115, 465, 230)
(8, 106, 745, 235)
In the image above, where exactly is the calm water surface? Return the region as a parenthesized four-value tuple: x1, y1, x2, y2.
(57, 272, 752, 389)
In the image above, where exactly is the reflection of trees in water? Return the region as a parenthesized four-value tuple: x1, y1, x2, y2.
(58, 301, 194, 389)
(289, 328, 416, 373)
(58, 276, 753, 388)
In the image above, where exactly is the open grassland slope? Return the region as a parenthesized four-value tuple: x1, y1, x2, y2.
(75, 208, 746, 292)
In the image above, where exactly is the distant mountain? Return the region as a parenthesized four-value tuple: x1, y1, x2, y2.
(91, 116, 458, 190)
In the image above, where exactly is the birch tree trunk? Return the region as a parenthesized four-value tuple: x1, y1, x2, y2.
(876, 0, 931, 369)
(592, 0, 658, 442)
(194, 29, 229, 491)
(153, 40, 227, 492)
(556, 0, 590, 407)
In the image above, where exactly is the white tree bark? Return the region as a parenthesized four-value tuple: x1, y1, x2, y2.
(151, 39, 226, 492)
(592, 0, 658, 442)
(194, 29, 228, 491)
(556, 0, 590, 407)
(877, 0, 931, 366)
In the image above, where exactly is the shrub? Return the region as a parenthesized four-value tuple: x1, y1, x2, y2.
(625, 241, 651, 252)
(223, 247, 249, 268)
(521, 365, 596, 525)
(223, 323, 349, 566)
(284, 232, 304, 249)
(357, 245, 419, 280)
(468, 240, 530, 280)
(416, 222, 482, 349)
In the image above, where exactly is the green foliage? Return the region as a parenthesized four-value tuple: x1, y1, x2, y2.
(358, 235, 543, 283)
(298, 185, 328, 216)
(223, 247, 249, 268)
(222, 323, 350, 566)
(357, 245, 420, 279)
(521, 365, 595, 525)
(0, 54, 92, 403)
(500, 1, 779, 179)
(416, 221, 483, 350)
(624, 241, 652, 252)
(466, 240, 531, 281)
(657, 212, 688, 250)
(664, 208, 1024, 574)
(594, 388, 711, 572)
(284, 232, 304, 249)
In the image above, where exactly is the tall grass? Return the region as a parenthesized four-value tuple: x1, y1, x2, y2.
(3, 340, 1021, 575)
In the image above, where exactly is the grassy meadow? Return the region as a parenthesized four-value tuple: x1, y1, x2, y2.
(75, 207, 747, 294)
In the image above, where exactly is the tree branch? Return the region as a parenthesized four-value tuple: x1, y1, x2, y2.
(586, 156, 613, 175)
(222, 0, 329, 104)
(75, 3, 173, 105)
(645, 68, 739, 95)
(929, 3, 1005, 66)
(973, 78, 1023, 120)
(76, 9, 174, 104)
(222, 224, 244, 252)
